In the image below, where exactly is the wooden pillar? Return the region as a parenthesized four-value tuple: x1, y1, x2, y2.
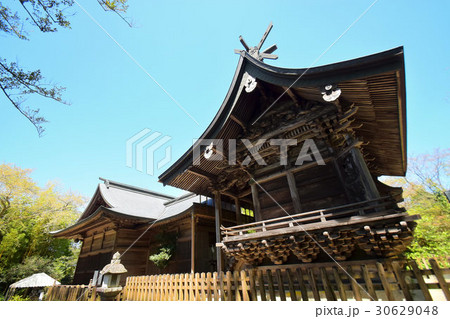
(350, 147, 380, 200)
(286, 171, 302, 213)
(214, 191, 223, 273)
(234, 197, 242, 225)
(191, 210, 196, 273)
(250, 182, 262, 221)
(332, 158, 351, 202)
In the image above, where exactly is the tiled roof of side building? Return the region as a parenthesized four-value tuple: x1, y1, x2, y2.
(52, 178, 203, 238)
(97, 178, 174, 220)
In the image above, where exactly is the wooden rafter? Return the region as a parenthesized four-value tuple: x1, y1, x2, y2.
(285, 88, 300, 107)
(230, 114, 246, 131)
(188, 166, 216, 181)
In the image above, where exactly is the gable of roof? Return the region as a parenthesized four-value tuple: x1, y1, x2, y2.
(158, 47, 407, 195)
(78, 178, 175, 221)
(10, 273, 60, 288)
(52, 179, 201, 238)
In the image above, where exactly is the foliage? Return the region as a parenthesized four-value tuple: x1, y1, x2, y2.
(0, 58, 67, 136)
(6, 294, 32, 301)
(383, 149, 450, 266)
(149, 231, 178, 269)
(0, 0, 130, 136)
(149, 247, 174, 269)
(0, 163, 84, 294)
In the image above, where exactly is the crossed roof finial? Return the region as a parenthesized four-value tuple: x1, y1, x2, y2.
(234, 22, 278, 61)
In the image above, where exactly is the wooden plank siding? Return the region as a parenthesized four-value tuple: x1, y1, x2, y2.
(256, 164, 350, 222)
(72, 204, 233, 285)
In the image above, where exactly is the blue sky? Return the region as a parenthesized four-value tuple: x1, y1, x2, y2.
(1, 0, 449, 200)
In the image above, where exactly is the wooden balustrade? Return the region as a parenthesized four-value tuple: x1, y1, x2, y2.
(221, 197, 397, 238)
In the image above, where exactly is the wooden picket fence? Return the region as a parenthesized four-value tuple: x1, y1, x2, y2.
(120, 259, 450, 301)
(45, 284, 100, 301)
(44, 258, 450, 301)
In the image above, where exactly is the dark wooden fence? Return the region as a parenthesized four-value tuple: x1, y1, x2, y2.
(44, 258, 450, 301)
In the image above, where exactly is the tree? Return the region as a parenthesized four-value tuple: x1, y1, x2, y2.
(383, 149, 450, 266)
(149, 231, 178, 270)
(0, 163, 84, 293)
(0, 0, 130, 136)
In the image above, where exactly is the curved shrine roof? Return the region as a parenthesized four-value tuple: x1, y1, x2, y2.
(52, 179, 201, 238)
(158, 47, 407, 195)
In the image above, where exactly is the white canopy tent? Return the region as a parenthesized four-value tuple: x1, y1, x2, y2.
(7, 273, 60, 300)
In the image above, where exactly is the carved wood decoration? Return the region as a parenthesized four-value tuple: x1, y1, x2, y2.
(210, 97, 361, 197)
(234, 22, 278, 61)
(355, 221, 414, 257)
(220, 196, 418, 267)
(221, 220, 416, 266)
(336, 152, 367, 202)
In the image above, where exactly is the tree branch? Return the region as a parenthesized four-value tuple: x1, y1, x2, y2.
(0, 8, 26, 39)
(0, 82, 46, 136)
(0, 61, 67, 104)
(19, 1, 43, 31)
(97, 0, 132, 27)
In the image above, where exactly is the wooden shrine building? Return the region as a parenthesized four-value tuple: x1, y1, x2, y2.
(55, 26, 419, 283)
(53, 179, 253, 284)
(158, 32, 419, 271)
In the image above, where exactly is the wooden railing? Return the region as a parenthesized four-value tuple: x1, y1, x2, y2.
(44, 258, 450, 301)
(221, 197, 401, 238)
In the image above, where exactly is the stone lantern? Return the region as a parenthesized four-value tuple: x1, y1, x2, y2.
(97, 252, 127, 301)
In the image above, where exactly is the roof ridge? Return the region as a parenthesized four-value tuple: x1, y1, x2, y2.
(164, 192, 197, 206)
(99, 177, 175, 200)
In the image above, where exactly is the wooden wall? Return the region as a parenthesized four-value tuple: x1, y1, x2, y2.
(73, 224, 116, 284)
(259, 176, 294, 220)
(72, 204, 244, 285)
(145, 204, 241, 276)
(194, 221, 217, 273)
(73, 253, 112, 285)
(295, 164, 348, 212)
(115, 228, 152, 281)
(258, 164, 348, 221)
(146, 216, 192, 275)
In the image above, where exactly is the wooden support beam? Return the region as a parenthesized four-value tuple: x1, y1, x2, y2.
(237, 187, 252, 198)
(285, 88, 300, 107)
(347, 266, 362, 301)
(332, 158, 351, 202)
(255, 156, 333, 184)
(408, 260, 432, 301)
(230, 114, 246, 131)
(286, 171, 302, 213)
(429, 258, 450, 300)
(376, 262, 394, 301)
(234, 197, 242, 225)
(350, 146, 380, 200)
(191, 210, 196, 273)
(188, 166, 216, 181)
(214, 191, 223, 274)
(221, 190, 252, 206)
(391, 261, 413, 301)
(361, 264, 377, 301)
(250, 182, 262, 221)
